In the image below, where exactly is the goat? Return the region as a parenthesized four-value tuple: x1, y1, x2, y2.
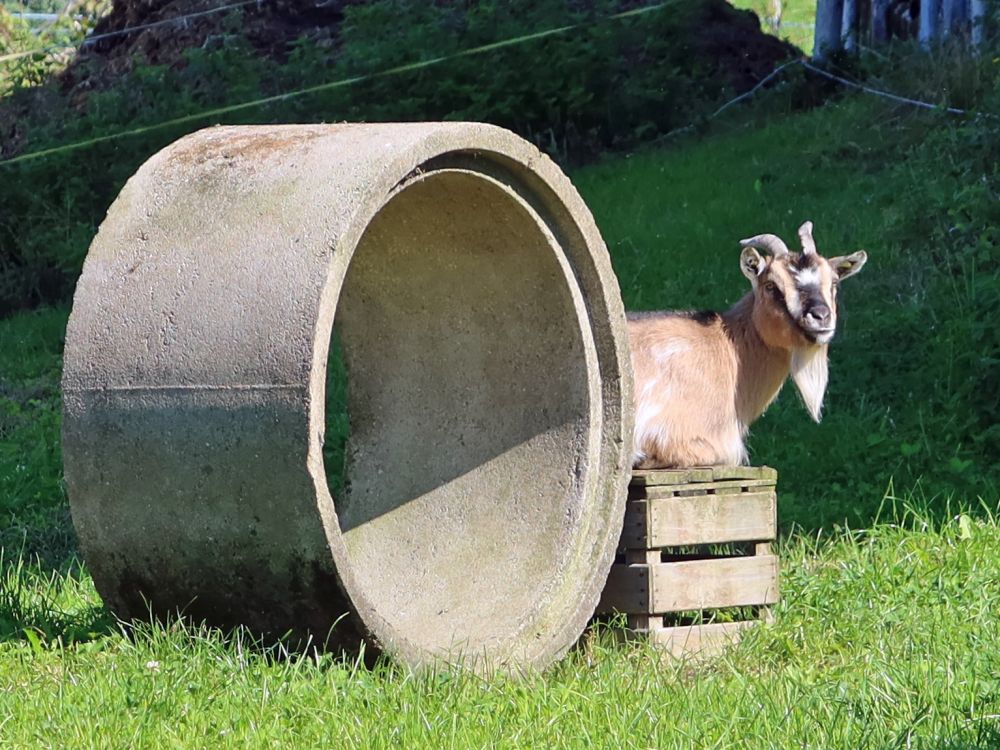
(629, 221, 867, 468)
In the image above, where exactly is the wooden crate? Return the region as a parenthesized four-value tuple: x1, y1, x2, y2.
(597, 466, 779, 658)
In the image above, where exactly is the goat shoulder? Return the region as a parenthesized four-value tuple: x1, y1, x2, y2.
(627, 311, 744, 468)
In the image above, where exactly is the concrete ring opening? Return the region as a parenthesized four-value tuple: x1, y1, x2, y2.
(62, 123, 633, 671)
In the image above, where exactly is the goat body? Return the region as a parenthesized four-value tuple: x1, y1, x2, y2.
(629, 299, 791, 468)
(629, 222, 866, 469)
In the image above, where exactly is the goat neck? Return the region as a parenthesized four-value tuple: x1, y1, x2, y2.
(721, 293, 792, 427)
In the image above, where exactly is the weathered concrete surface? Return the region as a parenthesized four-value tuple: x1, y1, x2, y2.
(62, 123, 633, 671)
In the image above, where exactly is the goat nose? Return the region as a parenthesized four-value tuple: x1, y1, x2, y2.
(805, 303, 832, 326)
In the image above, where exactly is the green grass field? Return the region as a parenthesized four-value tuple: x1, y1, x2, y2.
(1, 86, 998, 747)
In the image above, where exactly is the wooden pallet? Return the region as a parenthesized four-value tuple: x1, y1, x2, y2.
(598, 465, 779, 658)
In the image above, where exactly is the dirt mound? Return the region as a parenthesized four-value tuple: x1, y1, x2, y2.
(693, 1, 802, 93)
(65, 0, 352, 92)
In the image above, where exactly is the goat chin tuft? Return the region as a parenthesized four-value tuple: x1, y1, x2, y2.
(790, 344, 829, 422)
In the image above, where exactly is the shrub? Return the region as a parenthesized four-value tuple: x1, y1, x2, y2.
(0, 0, 795, 314)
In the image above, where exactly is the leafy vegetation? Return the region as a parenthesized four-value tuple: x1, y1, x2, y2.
(0, 0, 109, 92)
(0, 0, 794, 314)
(0, 307, 70, 566)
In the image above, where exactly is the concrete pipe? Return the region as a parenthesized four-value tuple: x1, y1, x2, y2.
(62, 123, 633, 671)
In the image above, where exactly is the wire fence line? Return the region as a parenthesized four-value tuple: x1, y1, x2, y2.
(0, 4, 989, 168)
(799, 60, 970, 115)
(0, 0, 263, 64)
(2, 0, 79, 35)
(710, 59, 805, 118)
(657, 56, 977, 146)
(646, 58, 805, 144)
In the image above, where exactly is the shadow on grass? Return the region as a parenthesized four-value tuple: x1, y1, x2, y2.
(0, 555, 116, 646)
(0, 556, 379, 672)
(0, 506, 79, 572)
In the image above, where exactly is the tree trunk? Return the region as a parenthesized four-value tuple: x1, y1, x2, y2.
(815, 0, 846, 60)
(971, 0, 986, 48)
(942, 0, 968, 38)
(870, 0, 890, 42)
(768, 0, 783, 29)
(842, 0, 859, 50)
(919, 0, 941, 46)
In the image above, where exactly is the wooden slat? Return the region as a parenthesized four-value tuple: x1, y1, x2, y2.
(621, 491, 776, 548)
(598, 555, 779, 615)
(631, 465, 776, 487)
(625, 548, 660, 565)
(632, 478, 775, 499)
(647, 620, 756, 658)
(708, 466, 777, 481)
(630, 467, 715, 486)
(620, 503, 648, 549)
(628, 613, 662, 631)
(597, 564, 651, 614)
(652, 556, 779, 612)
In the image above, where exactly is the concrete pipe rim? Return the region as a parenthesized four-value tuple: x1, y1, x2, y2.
(309, 125, 632, 670)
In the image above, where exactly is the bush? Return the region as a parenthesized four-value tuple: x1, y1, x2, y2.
(0, 0, 795, 315)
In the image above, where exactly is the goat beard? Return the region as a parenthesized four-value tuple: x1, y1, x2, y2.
(790, 344, 829, 422)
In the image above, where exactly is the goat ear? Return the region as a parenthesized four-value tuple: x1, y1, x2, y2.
(740, 247, 766, 283)
(829, 250, 868, 281)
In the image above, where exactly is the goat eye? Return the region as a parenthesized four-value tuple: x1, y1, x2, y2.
(764, 281, 777, 293)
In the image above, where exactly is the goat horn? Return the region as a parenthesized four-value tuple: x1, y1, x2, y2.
(798, 221, 817, 255)
(739, 233, 789, 257)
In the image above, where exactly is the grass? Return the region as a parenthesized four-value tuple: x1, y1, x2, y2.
(0, 307, 71, 567)
(576, 92, 998, 530)
(1, 86, 999, 746)
(2, 511, 999, 747)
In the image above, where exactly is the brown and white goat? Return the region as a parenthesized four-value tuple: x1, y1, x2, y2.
(629, 221, 867, 468)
